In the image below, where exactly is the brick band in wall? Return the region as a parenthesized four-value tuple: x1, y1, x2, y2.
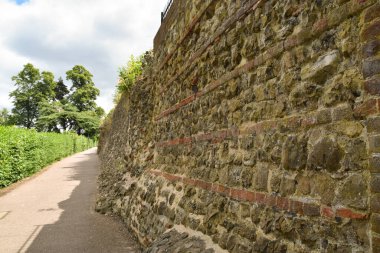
(156, 0, 217, 72)
(155, 0, 377, 121)
(148, 169, 368, 220)
(156, 105, 378, 148)
(158, 0, 263, 95)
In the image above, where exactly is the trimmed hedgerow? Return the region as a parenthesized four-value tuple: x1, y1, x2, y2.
(0, 126, 95, 188)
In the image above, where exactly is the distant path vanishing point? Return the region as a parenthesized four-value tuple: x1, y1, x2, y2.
(0, 148, 141, 253)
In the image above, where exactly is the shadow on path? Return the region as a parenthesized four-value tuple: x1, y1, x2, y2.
(25, 150, 141, 253)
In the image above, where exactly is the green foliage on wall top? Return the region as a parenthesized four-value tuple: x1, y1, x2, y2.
(114, 55, 143, 103)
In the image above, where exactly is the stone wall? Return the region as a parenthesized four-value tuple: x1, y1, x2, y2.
(97, 0, 380, 252)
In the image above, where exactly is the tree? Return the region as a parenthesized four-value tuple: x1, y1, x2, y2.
(10, 63, 42, 128)
(37, 102, 101, 138)
(54, 77, 69, 102)
(10, 64, 57, 128)
(0, 108, 10, 125)
(95, 106, 105, 118)
(36, 101, 62, 132)
(36, 66, 104, 138)
(38, 71, 56, 102)
(10, 63, 104, 138)
(66, 65, 100, 112)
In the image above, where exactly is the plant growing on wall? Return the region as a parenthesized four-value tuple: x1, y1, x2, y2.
(114, 55, 143, 102)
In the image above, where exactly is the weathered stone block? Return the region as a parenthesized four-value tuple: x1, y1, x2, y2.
(370, 154, 380, 173)
(296, 174, 311, 195)
(218, 232, 229, 250)
(371, 174, 380, 193)
(362, 40, 380, 58)
(314, 173, 335, 205)
(364, 3, 380, 23)
(354, 99, 379, 118)
(232, 223, 256, 241)
(337, 174, 368, 210)
(269, 172, 281, 193)
(301, 50, 340, 83)
(361, 19, 380, 42)
(307, 137, 342, 171)
(328, 4, 349, 27)
(232, 239, 252, 253)
(373, 234, 380, 253)
(315, 109, 333, 124)
(371, 193, 380, 213)
(366, 117, 380, 133)
(322, 81, 354, 108)
(279, 176, 296, 196)
(228, 166, 244, 187)
(254, 163, 269, 191)
(332, 104, 354, 121)
(289, 82, 322, 109)
(253, 235, 275, 253)
(369, 135, 380, 153)
(364, 75, 380, 95)
(333, 121, 363, 138)
(281, 135, 307, 170)
(341, 138, 368, 171)
(363, 58, 380, 78)
(371, 213, 380, 234)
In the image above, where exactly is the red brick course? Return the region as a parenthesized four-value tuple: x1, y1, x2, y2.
(155, 0, 377, 122)
(321, 206, 335, 218)
(155, 0, 217, 71)
(156, 110, 334, 148)
(158, 0, 263, 96)
(148, 169, 369, 220)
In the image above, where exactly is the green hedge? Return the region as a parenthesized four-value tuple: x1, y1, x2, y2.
(0, 126, 96, 188)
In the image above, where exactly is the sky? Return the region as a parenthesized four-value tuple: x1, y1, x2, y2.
(0, 0, 167, 112)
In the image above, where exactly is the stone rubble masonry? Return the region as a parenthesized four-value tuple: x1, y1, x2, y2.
(155, 108, 366, 149)
(149, 169, 368, 220)
(155, 0, 379, 121)
(97, 0, 380, 252)
(361, 2, 380, 251)
(156, 0, 263, 96)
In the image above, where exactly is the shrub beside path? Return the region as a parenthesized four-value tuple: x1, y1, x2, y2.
(0, 148, 141, 253)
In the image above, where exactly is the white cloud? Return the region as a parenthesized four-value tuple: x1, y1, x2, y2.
(0, 0, 167, 112)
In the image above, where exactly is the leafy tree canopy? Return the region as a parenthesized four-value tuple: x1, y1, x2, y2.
(0, 108, 10, 126)
(10, 63, 56, 128)
(8, 63, 104, 138)
(66, 65, 100, 112)
(54, 77, 69, 102)
(37, 101, 101, 138)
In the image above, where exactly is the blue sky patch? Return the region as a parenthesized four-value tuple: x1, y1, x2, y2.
(14, 0, 29, 5)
